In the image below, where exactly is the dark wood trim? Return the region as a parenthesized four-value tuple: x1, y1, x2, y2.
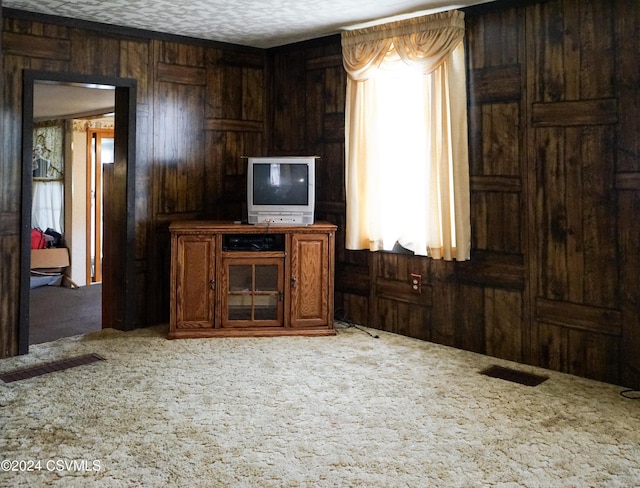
(536, 298, 623, 336)
(463, 0, 553, 16)
(375, 277, 433, 307)
(615, 173, 640, 191)
(19, 75, 34, 355)
(470, 65, 522, 103)
(470, 175, 522, 192)
(205, 119, 263, 132)
(532, 99, 618, 127)
(456, 251, 525, 290)
(2, 32, 71, 60)
(306, 54, 342, 71)
(115, 84, 137, 331)
(156, 63, 207, 86)
(267, 34, 342, 54)
(221, 51, 266, 68)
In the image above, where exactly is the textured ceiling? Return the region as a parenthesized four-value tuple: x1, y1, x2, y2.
(20, 0, 495, 119)
(5, 0, 495, 48)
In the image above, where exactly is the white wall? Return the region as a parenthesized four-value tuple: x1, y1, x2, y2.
(64, 117, 114, 287)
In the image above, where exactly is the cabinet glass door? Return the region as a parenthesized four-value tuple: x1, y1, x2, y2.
(223, 258, 283, 326)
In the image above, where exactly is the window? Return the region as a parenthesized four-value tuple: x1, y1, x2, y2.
(341, 11, 471, 260)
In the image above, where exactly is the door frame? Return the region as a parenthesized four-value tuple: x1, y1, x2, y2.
(86, 127, 115, 285)
(19, 70, 137, 354)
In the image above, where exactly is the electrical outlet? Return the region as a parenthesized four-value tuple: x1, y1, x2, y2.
(410, 273, 422, 293)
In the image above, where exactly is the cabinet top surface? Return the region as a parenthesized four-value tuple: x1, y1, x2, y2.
(169, 220, 337, 233)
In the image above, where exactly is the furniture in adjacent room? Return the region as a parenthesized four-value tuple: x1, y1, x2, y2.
(30, 247, 70, 288)
(168, 221, 337, 338)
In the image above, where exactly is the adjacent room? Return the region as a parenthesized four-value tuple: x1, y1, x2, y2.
(28, 83, 114, 344)
(0, 0, 639, 485)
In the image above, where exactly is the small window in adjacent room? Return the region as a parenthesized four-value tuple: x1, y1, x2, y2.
(341, 10, 471, 261)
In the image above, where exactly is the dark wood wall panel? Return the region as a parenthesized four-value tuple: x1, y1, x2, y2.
(153, 82, 205, 215)
(148, 40, 209, 325)
(465, 3, 529, 367)
(1, 0, 638, 389)
(534, 126, 618, 306)
(268, 0, 639, 388)
(0, 11, 266, 355)
(526, 0, 624, 380)
(148, 39, 266, 322)
(3, 31, 70, 60)
(453, 284, 486, 352)
(470, 65, 521, 103)
(121, 38, 154, 327)
(374, 253, 432, 341)
(614, 0, 640, 386)
(484, 288, 523, 362)
(270, 39, 354, 321)
(0, 1, 4, 358)
(70, 29, 120, 75)
(205, 49, 266, 220)
(618, 190, 640, 385)
(532, 99, 618, 126)
(456, 251, 524, 290)
(271, 48, 306, 153)
(156, 62, 207, 85)
(377, 297, 431, 341)
(465, 2, 530, 370)
(0, 17, 77, 355)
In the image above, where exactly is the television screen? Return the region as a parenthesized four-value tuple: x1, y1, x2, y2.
(253, 163, 309, 206)
(247, 156, 316, 225)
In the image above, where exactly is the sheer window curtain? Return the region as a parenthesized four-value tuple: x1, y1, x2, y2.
(341, 10, 471, 260)
(32, 180, 64, 233)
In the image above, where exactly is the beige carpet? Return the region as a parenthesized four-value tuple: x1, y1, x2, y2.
(1, 323, 639, 487)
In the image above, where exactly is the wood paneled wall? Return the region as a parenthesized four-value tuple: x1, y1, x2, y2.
(269, 0, 640, 387)
(466, 0, 639, 387)
(1, 0, 638, 388)
(0, 10, 266, 356)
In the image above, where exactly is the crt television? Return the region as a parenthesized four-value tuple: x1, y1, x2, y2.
(247, 156, 316, 225)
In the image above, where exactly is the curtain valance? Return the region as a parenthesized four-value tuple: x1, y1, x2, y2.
(341, 10, 465, 81)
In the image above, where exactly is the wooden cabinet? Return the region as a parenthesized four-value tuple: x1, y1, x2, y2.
(172, 234, 216, 329)
(169, 221, 336, 338)
(289, 233, 330, 328)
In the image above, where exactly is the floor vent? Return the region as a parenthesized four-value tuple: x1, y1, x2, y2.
(0, 353, 105, 383)
(480, 365, 548, 387)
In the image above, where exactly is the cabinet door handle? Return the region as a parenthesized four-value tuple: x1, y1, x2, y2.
(291, 277, 297, 289)
(210, 279, 216, 290)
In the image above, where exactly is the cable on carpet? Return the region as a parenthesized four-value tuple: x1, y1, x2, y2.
(334, 309, 379, 338)
(620, 389, 640, 400)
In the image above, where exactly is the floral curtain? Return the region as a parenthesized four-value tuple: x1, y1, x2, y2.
(32, 121, 65, 234)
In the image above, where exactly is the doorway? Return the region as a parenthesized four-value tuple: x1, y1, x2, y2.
(19, 71, 137, 354)
(30, 107, 114, 344)
(87, 128, 115, 285)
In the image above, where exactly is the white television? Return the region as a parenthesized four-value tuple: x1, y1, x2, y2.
(247, 156, 316, 225)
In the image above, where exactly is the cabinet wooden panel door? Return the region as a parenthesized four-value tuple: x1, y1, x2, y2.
(173, 234, 216, 329)
(289, 233, 329, 327)
(220, 256, 284, 328)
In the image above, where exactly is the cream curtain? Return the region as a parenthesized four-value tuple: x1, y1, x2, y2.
(341, 10, 471, 260)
